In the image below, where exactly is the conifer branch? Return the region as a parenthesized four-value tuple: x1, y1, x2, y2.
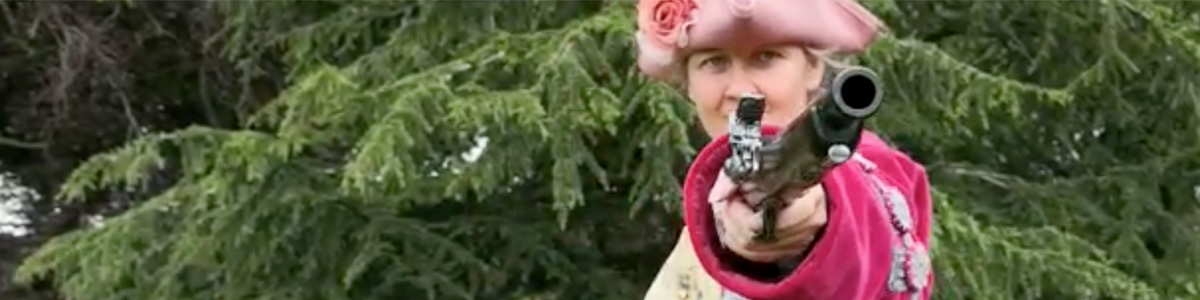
(0, 135, 47, 149)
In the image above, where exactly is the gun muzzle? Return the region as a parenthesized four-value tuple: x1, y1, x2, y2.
(828, 66, 883, 122)
(722, 66, 884, 242)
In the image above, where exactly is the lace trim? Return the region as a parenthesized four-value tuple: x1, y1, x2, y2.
(857, 153, 929, 298)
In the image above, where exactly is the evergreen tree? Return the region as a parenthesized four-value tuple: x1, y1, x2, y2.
(13, 1, 1199, 299)
(0, 1, 274, 299)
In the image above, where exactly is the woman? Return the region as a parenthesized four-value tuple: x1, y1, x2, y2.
(636, 0, 935, 299)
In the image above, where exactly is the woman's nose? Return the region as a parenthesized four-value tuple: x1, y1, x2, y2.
(723, 68, 762, 103)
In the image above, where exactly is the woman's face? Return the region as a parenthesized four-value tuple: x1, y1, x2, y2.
(684, 44, 825, 138)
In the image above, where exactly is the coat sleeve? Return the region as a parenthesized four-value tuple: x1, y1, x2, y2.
(680, 129, 934, 300)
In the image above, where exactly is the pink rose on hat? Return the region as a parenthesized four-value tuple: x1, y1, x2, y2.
(636, 0, 698, 79)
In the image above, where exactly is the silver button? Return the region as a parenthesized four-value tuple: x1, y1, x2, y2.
(828, 144, 852, 164)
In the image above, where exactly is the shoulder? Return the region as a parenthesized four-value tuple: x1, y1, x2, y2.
(854, 131, 928, 188)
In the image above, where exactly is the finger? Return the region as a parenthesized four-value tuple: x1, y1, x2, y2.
(708, 171, 740, 204)
(739, 181, 759, 193)
(724, 199, 762, 235)
(718, 200, 763, 251)
(780, 183, 819, 205)
(743, 186, 824, 251)
(773, 186, 827, 235)
(716, 193, 748, 216)
(743, 190, 769, 207)
(739, 181, 772, 207)
(744, 224, 820, 252)
(722, 212, 814, 262)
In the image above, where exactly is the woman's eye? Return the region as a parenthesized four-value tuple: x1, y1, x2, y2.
(700, 56, 729, 69)
(756, 50, 783, 62)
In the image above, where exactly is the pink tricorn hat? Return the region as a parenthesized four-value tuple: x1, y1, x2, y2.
(635, 0, 884, 80)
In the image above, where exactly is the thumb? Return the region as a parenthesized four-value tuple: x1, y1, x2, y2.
(708, 171, 739, 205)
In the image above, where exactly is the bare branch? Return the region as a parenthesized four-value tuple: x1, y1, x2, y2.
(0, 136, 47, 149)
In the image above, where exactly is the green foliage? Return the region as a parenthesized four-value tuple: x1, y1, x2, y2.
(13, 0, 1200, 299)
(865, 0, 1200, 297)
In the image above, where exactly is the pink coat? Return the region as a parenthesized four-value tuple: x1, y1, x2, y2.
(679, 127, 934, 300)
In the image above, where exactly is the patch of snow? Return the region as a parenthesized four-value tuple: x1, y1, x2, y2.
(0, 172, 36, 237)
(462, 135, 489, 163)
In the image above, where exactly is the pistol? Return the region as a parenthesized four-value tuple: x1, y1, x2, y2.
(723, 66, 884, 242)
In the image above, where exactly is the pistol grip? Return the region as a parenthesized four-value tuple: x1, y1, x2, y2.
(753, 197, 783, 242)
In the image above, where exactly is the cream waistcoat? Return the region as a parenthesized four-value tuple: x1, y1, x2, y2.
(643, 229, 747, 300)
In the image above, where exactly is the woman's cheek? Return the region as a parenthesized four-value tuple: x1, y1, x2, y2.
(684, 95, 726, 137)
(763, 110, 802, 129)
(703, 112, 729, 137)
(762, 91, 811, 127)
